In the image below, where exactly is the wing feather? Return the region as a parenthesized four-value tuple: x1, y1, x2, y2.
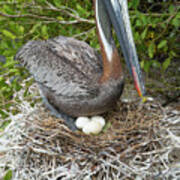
(15, 36, 102, 98)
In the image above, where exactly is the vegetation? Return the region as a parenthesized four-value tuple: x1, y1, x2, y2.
(0, 0, 179, 124)
(0, 1, 179, 179)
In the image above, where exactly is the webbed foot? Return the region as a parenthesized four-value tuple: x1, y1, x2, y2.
(40, 94, 77, 131)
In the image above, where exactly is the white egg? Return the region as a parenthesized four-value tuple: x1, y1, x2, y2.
(121, 98, 130, 103)
(91, 116, 105, 127)
(82, 122, 92, 135)
(147, 97, 154, 101)
(83, 121, 103, 135)
(75, 117, 90, 129)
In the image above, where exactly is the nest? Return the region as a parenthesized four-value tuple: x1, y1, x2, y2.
(0, 82, 180, 180)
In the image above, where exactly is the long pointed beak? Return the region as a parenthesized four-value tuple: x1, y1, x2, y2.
(103, 0, 146, 97)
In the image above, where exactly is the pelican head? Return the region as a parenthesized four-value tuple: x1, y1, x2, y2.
(95, 0, 145, 97)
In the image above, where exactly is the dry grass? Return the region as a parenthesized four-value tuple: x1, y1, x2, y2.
(0, 82, 180, 180)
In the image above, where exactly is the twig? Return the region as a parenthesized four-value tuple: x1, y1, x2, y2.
(153, 11, 178, 41)
(73, 27, 95, 38)
(129, 11, 177, 17)
(0, 11, 94, 25)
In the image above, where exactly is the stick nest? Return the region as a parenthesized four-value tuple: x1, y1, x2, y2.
(0, 82, 180, 180)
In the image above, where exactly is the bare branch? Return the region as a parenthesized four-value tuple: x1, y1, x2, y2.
(0, 11, 94, 24)
(73, 27, 95, 39)
(26, 2, 95, 24)
(0, 1, 95, 25)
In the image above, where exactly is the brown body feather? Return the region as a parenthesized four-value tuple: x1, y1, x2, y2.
(15, 36, 124, 116)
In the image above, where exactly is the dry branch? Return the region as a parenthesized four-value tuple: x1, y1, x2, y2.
(0, 1, 95, 25)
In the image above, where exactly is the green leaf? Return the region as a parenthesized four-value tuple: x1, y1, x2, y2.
(76, 4, 86, 15)
(143, 61, 151, 73)
(3, 170, 12, 180)
(29, 23, 41, 34)
(131, 0, 140, 9)
(157, 40, 167, 49)
(53, 0, 62, 7)
(8, 68, 20, 74)
(103, 121, 111, 132)
(162, 58, 171, 71)
(18, 26, 24, 35)
(136, 19, 142, 27)
(171, 16, 179, 28)
(148, 42, 156, 58)
(57, 16, 64, 21)
(41, 25, 48, 39)
(2, 30, 16, 40)
(141, 27, 148, 40)
(3, 61, 16, 68)
(170, 50, 177, 57)
(3, 5, 13, 14)
(140, 60, 145, 69)
(168, 5, 175, 13)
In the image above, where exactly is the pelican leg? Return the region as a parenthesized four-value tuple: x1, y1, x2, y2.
(40, 95, 77, 131)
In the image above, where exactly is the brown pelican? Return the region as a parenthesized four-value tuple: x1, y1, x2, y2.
(15, 0, 145, 130)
